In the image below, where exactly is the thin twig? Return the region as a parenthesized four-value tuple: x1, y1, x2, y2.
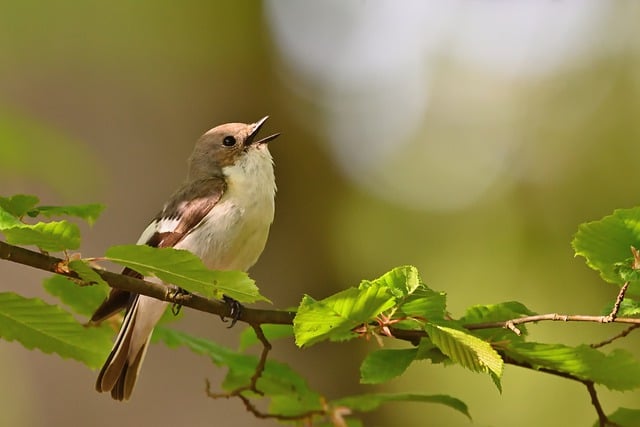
(388, 311, 640, 344)
(464, 312, 640, 332)
(591, 324, 640, 348)
(247, 324, 272, 392)
(205, 324, 325, 423)
(604, 281, 629, 322)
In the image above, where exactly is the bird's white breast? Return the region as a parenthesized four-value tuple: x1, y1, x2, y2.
(176, 146, 276, 272)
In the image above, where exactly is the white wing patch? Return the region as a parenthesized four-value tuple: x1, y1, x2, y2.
(135, 217, 181, 245)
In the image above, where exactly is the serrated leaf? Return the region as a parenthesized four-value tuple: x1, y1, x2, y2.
(461, 301, 536, 323)
(361, 265, 421, 299)
(0, 194, 39, 217)
(2, 220, 80, 251)
(506, 342, 640, 391)
(425, 323, 503, 384)
(30, 203, 105, 226)
(0, 292, 112, 368)
(361, 266, 447, 320)
(332, 393, 471, 420)
(327, 283, 395, 322)
(43, 274, 110, 317)
(294, 284, 395, 347)
(239, 324, 294, 350)
(399, 287, 447, 320)
(293, 294, 357, 347)
(105, 244, 268, 303)
(460, 301, 536, 341)
(593, 408, 640, 427)
(572, 208, 640, 285)
(360, 348, 418, 384)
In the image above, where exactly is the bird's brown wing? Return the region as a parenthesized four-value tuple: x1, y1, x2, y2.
(89, 177, 226, 323)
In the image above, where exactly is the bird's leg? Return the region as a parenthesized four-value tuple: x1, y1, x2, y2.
(222, 295, 244, 328)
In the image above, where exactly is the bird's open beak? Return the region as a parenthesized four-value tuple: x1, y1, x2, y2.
(246, 116, 280, 146)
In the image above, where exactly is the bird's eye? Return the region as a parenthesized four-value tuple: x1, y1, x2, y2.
(222, 135, 236, 147)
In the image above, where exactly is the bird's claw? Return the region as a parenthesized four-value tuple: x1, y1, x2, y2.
(166, 287, 190, 316)
(222, 295, 243, 328)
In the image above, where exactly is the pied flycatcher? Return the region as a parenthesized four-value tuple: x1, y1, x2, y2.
(91, 116, 279, 401)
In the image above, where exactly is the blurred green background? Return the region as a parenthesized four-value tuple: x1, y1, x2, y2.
(2, 1, 640, 426)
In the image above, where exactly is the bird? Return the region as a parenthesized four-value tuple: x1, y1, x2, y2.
(91, 116, 279, 401)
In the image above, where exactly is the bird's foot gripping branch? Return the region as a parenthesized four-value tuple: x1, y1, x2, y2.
(2, 193, 640, 426)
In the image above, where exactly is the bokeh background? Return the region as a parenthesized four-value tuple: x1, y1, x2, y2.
(2, 1, 640, 426)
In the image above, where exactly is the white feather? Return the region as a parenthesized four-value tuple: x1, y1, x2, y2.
(176, 145, 276, 271)
(135, 217, 181, 245)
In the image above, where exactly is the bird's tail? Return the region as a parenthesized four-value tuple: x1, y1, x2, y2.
(95, 294, 167, 401)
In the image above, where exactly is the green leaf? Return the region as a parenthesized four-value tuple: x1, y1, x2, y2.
(293, 294, 355, 347)
(0, 204, 23, 228)
(506, 342, 640, 390)
(460, 301, 536, 341)
(361, 265, 447, 320)
(594, 408, 640, 427)
(294, 283, 395, 347)
(0, 198, 96, 251)
(153, 326, 322, 410)
(239, 324, 294, 350)
(1, 220, 80, 251)
(461, 301, 535, 321)
(105, 244, 268, 303)
(361, 265, 421, 299)
(0, 194, 39, 217)
(332, 393, 471, 420)
(30, 203, 105, 226)
(332, 283, 396, 320)
(0, 292, 112, 368)
(425, 323, 504, 383)
(398, 287, 447, 321)
(268, 393, 325, 418)
(43, 274, 110, 317)
(572, 208, 640, 285)
(360, 348, 418, 384)
(68, 260, 109, 288)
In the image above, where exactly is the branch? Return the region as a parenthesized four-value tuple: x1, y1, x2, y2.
(586, 381, 620, 427)
(5, 238, 639, 333)
(385, 310, 640, 346)
(463, 281, 636, 335)
(0, 240, 295, 326)
(605, 281, 629, 322)
(503, 355, 618, 427)
(0, 240, 633, 424)
(464, 312, 640, 335)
